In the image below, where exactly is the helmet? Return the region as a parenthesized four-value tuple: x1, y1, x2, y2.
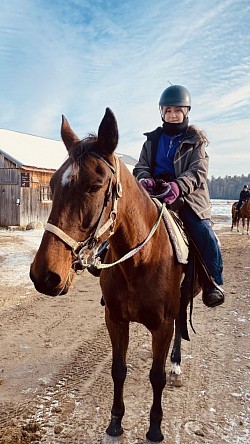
(159, 85, 191, 109)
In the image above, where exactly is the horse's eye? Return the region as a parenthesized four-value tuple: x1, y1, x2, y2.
(89, 185, 102, 194)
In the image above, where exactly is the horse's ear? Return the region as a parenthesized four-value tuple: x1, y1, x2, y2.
(61, 115, 80, 152)
(97, 108, 119, 154)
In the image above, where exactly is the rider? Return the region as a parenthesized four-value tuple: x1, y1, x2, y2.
(236, 185, 250, 211)
(133, 84, 224, 308)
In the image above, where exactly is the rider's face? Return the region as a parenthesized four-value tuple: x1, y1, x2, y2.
(163, 106, 187, 123)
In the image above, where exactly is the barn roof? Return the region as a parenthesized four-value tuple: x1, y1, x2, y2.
(0, 128, 137, 172)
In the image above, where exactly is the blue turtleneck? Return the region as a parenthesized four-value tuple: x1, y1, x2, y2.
(154, 132, 183, 177)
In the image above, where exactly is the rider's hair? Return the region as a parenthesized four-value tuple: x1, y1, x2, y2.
(189, 125, 209, 146)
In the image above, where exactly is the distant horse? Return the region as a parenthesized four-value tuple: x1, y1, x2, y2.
(240, 200, 250, 235)
(30, 108, 201, 443)
(231, 200, 250, 234)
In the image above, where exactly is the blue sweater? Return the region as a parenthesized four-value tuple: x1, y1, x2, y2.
(154, 132, 183, 177)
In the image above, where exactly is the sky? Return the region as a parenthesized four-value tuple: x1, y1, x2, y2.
(0, 0, 249, 178)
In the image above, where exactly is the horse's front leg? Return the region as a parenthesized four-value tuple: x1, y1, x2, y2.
(170, 316, 182, 386)
(147, 318, 174, 443)
(105, 313, 129, 438)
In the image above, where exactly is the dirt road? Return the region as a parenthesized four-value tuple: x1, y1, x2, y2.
(0, 226, 249, 443)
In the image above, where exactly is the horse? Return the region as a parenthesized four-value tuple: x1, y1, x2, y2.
(231, 200, 250, 234)
(240, 200, 250, 235)
(30, 108, 201, 443)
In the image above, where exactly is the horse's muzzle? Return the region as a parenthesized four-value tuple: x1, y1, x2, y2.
(29, 266, 71, 296)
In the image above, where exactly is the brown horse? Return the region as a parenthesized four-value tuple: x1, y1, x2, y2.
(231, 200, 250, 234)
(30, 108, 200, 443)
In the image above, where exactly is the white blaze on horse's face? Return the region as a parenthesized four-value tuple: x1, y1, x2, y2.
(61, 163, 79, 187)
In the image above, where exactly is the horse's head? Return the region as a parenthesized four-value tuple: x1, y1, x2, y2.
(30, 108, 119, 296)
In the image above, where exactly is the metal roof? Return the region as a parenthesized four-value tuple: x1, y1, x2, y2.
(0, 128, 137, 172)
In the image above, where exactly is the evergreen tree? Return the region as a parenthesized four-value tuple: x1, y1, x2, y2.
(207, 174, 250, 199)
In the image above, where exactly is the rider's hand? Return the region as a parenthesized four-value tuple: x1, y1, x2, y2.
(160, 181, 180, 204)
(139, 177, 156, 195)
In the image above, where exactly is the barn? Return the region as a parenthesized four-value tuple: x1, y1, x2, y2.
(0, 129, 137, 228)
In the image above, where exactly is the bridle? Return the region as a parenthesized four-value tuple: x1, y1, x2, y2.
(45, 152, 165, 272)
(45, 152, 122, 270)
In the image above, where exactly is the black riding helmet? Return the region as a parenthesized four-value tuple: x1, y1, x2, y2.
(159, 85, 191, 110)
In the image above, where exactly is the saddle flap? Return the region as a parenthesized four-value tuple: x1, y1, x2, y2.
(152, 199, 189, 264)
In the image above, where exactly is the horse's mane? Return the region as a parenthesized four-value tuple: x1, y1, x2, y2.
(70, 134, 98, 164)
(66, 134, 98, 182)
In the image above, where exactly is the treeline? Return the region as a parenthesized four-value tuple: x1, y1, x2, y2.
(207, 174, 250, 199)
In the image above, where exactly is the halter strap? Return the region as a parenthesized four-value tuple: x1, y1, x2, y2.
(88, 151, 116, 174)
(45, 223, 81, 251)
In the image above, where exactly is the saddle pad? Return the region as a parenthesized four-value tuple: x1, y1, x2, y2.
(153, 199, 189, 264)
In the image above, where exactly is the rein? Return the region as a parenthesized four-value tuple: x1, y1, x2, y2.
(93, 201, 166, 270)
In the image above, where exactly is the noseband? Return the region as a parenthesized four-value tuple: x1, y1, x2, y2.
(45, 152, 122, 270)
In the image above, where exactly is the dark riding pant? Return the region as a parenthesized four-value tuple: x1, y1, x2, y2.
(179, 204, 223, 286)
(236, 200, 244, 210)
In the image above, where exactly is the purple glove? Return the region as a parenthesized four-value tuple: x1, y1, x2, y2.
(139, 177, 156, 194)
(160, 181, 180, 204)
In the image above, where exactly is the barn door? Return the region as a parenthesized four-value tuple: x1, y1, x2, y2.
(0, 169, 20, 226)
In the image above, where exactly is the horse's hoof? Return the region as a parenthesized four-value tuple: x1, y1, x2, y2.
(146, 429, 164, 443)
(106, 428, 123, 438)
(106, 418, 123, 438)
(170, 372, 183, 387)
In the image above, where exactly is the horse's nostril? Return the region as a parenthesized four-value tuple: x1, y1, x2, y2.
(45, 271, 61, 289)
(30, 267, 62, 291)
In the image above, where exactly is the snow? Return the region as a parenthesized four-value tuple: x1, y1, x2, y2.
(0, 229, 44, 287)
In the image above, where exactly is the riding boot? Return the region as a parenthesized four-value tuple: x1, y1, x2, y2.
(202, 285, 225, 307)
(87, 241, 109, 277)
(196, 262, 225, 307)
(196, 254, 225, 308)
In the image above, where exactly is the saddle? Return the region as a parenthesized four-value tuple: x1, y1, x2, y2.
(152, 198, 188, 264)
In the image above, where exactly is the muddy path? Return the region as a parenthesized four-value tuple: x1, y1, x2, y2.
(0, 228, 249, 443)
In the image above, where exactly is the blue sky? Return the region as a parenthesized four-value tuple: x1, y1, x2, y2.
(0, 0, 249, 178)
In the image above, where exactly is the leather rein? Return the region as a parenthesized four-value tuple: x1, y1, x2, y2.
(45, 152, 165, 272)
